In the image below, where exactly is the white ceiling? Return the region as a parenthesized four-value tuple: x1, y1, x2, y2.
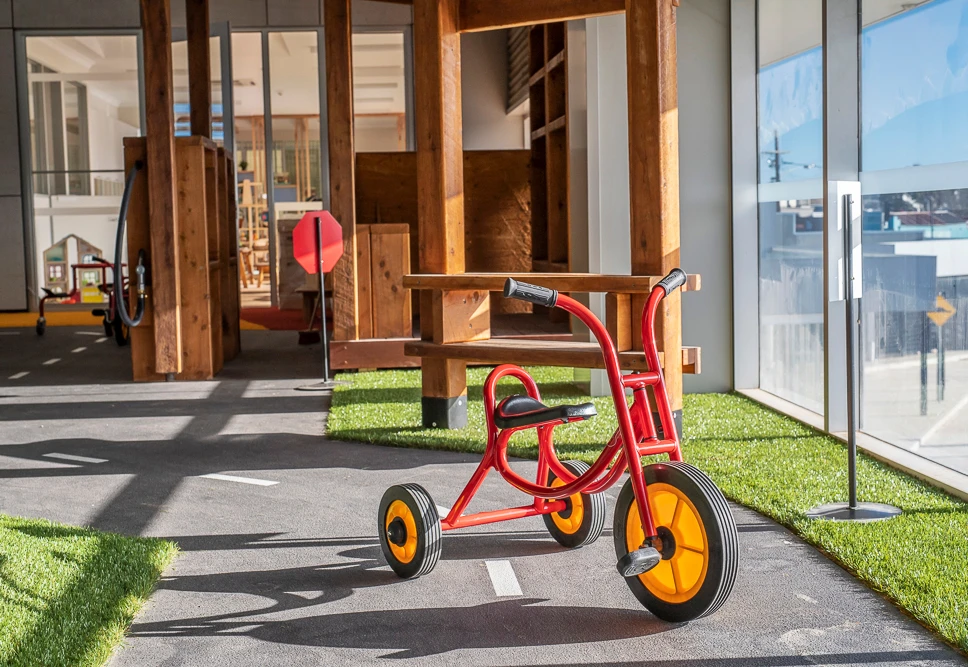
(26, 30, 406, 127)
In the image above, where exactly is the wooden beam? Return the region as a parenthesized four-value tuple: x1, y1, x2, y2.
(325, 0, 360, 341)
(186, 0, 212, 138)
(403, 272, 700, 293)
(626, 0, 683, 413)
(415, 0, 467, 428)
(140, 0, 181, 375)
(459, 0, 625, 32)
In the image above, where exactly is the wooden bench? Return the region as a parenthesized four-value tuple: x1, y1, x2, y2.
(403, 272, 701, 428)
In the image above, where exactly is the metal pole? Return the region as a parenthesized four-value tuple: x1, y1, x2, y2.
(317, 217, 330, 382)
(843, 194, 858, 510)
(920, 313, 929, 416)
(938, 292, 945, 403)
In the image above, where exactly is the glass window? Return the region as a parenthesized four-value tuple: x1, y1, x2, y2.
(860, 0, 968, 476)
(353, 32, 408, 152)
(25, 35, 141, 303)
(757, 0, 825, 413)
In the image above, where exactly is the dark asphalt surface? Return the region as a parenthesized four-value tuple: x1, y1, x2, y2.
(0, 327, 964, 666)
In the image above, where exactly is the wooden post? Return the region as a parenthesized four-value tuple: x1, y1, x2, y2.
(186, 0, 211, 138)
(140, 0, 181, 375)
(325, 0, 360, 341)
(626, 0, 683, 435)
(415, 0, 469, 428)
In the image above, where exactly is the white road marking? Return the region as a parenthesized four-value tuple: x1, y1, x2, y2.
(200, 473, 279, 487)
(72, 347, 87, 353)
(75, 331, 102, 336)
(920, 393, 968, 445)
(485, 560, 523, 597)
(96, 337, 110, 343)
(43, 453, 108, 464)
(42, 358, 60, 366)
(8, 372, 29, 380)
(0, 331, 20, 336)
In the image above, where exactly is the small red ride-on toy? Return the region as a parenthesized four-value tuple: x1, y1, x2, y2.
(378, 269, 738, 622)
(36, 258, 131, 346)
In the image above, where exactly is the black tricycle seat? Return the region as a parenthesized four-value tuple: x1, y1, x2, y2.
(493, 394, 597, 430)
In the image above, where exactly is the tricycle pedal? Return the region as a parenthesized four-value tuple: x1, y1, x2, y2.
(617, 546, 661, 578)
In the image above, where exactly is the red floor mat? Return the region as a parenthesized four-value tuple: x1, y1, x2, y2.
(240, 307, 307, 331)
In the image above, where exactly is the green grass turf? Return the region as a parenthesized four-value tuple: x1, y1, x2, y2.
(329, 366, 968, 652)
(0, 515, 177, 666)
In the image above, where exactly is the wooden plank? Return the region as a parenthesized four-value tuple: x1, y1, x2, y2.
(356, 224, 373, 339)
(422, 358, 468, 398)
(140, 0, 181, 375)
(371, 226, 413, 338)
(432, 290, 489, 344)
(123, 138, 164, 382)
(204, 149, 223, 372)
(185, 0, 211, 138)
(459, 0, 625, 32)
(325, 0, 359, 341)
(627, 0, 683, 410)
(218, 149, 241, 361)
(403, 273, 701, 293)
(330, 337, 422, 370)
(606, 292, 632, 352)
(405, 339, 700, 374)
(174, 137, 214, 380)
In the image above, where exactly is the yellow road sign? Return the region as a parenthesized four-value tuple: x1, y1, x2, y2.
(927, 295, 956, 327)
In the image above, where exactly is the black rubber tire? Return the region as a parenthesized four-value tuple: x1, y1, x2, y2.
(113, 318, 129, 347)
(543, 460, 607, 549)
(378, 483, 442, 579)
(614, 461, 738, 623)
(35, 319, 46, 337)
(103, 317, 113, 338)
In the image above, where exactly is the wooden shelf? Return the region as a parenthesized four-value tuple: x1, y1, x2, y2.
(405, 339, 701, 375)
(547, 50, 565, 72)
(403, 273, 702, 293)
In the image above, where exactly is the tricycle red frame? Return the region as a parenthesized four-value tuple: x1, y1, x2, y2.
(440, 285, 680, 542)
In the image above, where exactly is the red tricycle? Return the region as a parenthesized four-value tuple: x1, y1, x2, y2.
(36, 258, 130, 346)
(378, 269, 738, 622)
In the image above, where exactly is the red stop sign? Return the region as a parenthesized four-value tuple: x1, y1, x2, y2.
(293, 211, 344, 274)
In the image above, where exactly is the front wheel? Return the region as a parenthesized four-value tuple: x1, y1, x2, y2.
(378, 484, 442, 579)
(614, 461, 738, 622)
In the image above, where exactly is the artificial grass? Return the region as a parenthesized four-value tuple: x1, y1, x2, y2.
(329, 366, 968, 653)
(0, 515, 177, 666)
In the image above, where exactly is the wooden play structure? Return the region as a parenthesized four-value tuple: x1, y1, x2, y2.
(322, 0, 698, 429)
(124, 0, 241, 381)
(129, 0, 696, 427)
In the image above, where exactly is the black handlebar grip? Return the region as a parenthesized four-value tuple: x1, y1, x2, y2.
(504, 278, 558, 308)
(657, 268, 688, 296)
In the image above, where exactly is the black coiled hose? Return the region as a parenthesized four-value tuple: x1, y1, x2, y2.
(114, 161, 146, 327)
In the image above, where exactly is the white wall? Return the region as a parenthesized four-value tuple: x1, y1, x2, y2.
(460, 30, 526, 151)
(573, 1, 734, 394)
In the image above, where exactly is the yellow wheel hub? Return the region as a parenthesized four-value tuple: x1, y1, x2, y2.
(625, 482, 709, 603)
(550, 476, 584, 535)
(385, 500, 418, 564)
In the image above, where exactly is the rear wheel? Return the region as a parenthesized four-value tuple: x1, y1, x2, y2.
(113, 318, 129, 347)
(378, 484, 442, 579)
(543, 460, 606, 548)
(614, 462, 738, 622)
(35, 318, 46, 337)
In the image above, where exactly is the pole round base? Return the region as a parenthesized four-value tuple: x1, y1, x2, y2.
(805, 502, 901, 522)
(295, 380, 348, 392)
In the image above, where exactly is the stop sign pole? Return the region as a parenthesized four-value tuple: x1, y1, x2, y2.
(315, 218, 331, 383)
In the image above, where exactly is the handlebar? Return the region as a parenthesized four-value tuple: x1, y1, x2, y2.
(503, 278, 558, 308)
(657, 268, 687, 296)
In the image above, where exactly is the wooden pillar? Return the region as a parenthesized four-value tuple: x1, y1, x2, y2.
(140, 0, 181, 375)
(415, 0, 468, 428)
(325, 0, 360, 341)
(186, 0, 212, 138)
(626, 0, 683, 434)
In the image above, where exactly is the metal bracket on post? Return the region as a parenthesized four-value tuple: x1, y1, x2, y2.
(809, 192, 900, 523)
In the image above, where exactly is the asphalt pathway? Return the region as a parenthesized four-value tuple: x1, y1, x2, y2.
(0, 328, 964, 666)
